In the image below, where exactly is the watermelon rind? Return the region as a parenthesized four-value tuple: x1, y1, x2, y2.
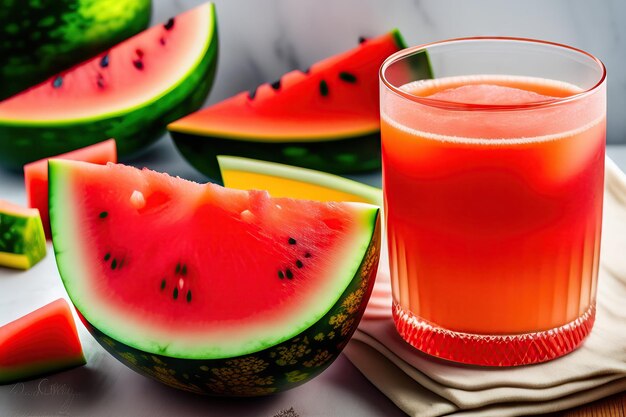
(49, 160, 379, 360)
(0, 3, 218, 171)
(217, 155, 382, 205)
(174, 130, 383, 181)
(0, 0, 152, 100)
(0, 203, 46, 270)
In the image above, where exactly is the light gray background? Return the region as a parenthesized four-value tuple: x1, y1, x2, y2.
(157, 0, 626, 143)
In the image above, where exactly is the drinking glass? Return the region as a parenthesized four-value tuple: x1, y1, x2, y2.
(380, 37, 606, 366)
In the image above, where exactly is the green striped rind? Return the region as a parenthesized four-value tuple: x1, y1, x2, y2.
(172, 130, 382, 181)
(0, 4, 218, 171)
(217, 155, 383, 205)
(0, 0, 151, 100)
(80, 216, 380, 396)
(0, 209, 46, 269)
(0, 356, 86, 385)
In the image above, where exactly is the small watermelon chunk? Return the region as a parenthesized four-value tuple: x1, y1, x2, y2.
(24, 139, 117, 240)
(0, 299, 85, 384)
(169, 30, 431, 180)
(49, 160, 380, 395)
(0, 201, 46, 270)
(0, 2, 218, 170)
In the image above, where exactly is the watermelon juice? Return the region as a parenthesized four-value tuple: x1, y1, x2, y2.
(379, 38, 607, 366)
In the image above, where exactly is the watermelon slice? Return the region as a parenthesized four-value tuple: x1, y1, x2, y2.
(0, 0, 151, 100)
(169, 30, 432, 180)
(49, 160, 380, 395)
(0, 2, 218, 170)
(0, 200, 46, 270)
(0, 299, 85, 384)
(218, 155, 381, 205)
(25, 139, 118, 240)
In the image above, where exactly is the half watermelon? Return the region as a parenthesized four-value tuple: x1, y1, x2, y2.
(169, 30, 431, 180)
(0, 2, 218, 170)
(49, 160, 380, 395)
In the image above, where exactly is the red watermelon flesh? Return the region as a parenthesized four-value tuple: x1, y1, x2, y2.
(49, 160, 379, 359)
(24, 139, 117, 239)
(0, 299, 85, 384)
(168, 31, 406, 140)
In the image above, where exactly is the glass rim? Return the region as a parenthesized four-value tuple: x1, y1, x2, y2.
(380, 36, 607, 111)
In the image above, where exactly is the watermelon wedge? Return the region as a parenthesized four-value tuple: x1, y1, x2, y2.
(0, 0, 151, 100)
(49, 160, 380, 395)
(0, 299, 85, 384)
(0, 2, 218, 170)
(25, 139, 118, 240)
(218, 155, 381, 205)
(169, 30, 432, 180)
(0, 200, 46, 270)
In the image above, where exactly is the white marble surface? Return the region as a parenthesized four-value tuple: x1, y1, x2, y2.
(152, 0, 626, 144)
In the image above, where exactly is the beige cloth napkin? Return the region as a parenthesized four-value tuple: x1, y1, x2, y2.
(345, 157, 626, 416)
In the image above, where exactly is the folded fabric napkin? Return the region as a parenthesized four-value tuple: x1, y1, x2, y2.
(345, 157, 626, 416)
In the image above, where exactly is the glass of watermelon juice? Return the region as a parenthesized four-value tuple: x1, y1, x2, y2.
(379, 37, 606, 366)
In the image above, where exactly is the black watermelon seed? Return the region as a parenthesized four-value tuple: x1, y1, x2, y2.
(133, 59, 144, 70)
(181, 265, 187, 276)
(278, 270, 284, 279)
(173, 287, 179, 300)
(99, 211, 108, 219)
(111, 259, 117, 270)
(270, 79, 281, 90)
(285, 268, 293, 279)
(160, 279, 166, 290)
(52, 76, 63, 89)
(164, 18, 175, 30)
(304, 252, 312, 258)
(135, 49, 144, 58)
(175, 263, 181, 274)
(288, 237, 297, 245)
(186, 290, 192, 303)
(100, 54, 109, 68)
(319, 80, 329, 97)
(358, 36, 367, 44)
(104, 253, 111, 261)
(296, 260, 303, 268)
(339, 72, 357, 83)
(159, 36, 166, 45)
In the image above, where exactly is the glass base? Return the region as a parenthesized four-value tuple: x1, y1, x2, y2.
(392, 302, 596, 366)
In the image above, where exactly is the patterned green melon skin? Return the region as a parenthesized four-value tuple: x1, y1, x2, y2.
(0, 29, 218, 171)
(0, 210, 47, 269)
(171, 130, 382, 182)
(78, 217, 380, 396)
(0, 0, 152, 100)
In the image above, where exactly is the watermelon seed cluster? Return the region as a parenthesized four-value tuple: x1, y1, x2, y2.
(278, 237, 308, 280)
(161, 262, 192, 303)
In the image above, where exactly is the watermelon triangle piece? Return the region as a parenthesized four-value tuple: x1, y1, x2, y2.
(169, 30, 432, 180)
(24, 139, 118, 240)
(0, 2, 218, 170)
(0, 299, 85, 384)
